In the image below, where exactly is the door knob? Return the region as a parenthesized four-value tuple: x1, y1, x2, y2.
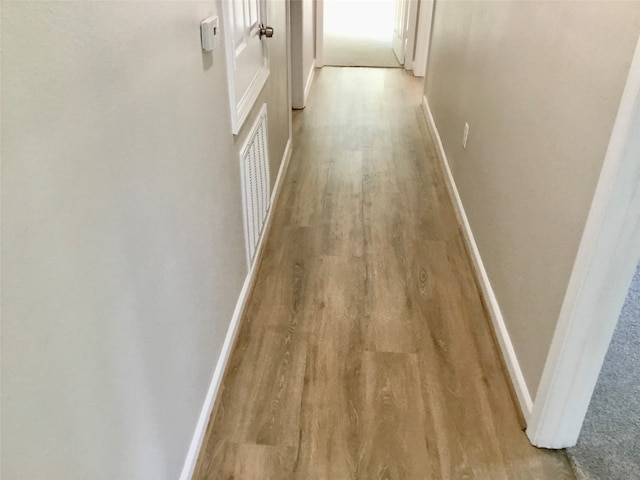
(259, 24, 274, 39)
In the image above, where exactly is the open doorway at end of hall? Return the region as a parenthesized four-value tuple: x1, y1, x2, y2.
(317, 0, 433, 76)
(321, 0, 400, 68)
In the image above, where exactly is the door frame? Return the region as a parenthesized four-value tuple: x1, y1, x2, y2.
(391, 0, 409, 64)
(412, 0, 434, 77)
(314, 0, 427, 73)
(315, 0, 323, 67)
(526, 33, 640, 448)
(403, 0, 419, 70)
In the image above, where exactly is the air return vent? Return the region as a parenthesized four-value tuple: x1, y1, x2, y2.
(240, 104, 271, 268)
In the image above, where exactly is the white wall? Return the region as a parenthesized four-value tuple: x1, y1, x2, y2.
(424, 1, 640, 398)
(1, 0, 289, 478)
(291, 0, 315, 109)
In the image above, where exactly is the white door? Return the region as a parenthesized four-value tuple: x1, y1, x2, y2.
(392, 0, 408, 64)
(223, 0, 271, 134)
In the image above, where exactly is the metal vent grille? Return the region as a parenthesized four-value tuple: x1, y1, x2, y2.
(240, 104, 271, 267)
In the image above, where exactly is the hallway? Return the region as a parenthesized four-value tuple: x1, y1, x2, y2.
(193, 68, 574, 479)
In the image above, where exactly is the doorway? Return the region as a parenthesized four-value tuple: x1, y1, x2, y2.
(321, 0, 401, 68)
(526, 32, 640, 451)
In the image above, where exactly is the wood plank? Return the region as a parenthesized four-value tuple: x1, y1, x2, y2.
(204, 443, 296, 480)
(292, 255, 365, 480)
(359, 351, 431, 479)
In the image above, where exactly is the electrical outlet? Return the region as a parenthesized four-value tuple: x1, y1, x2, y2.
(463, 122, 469, 149)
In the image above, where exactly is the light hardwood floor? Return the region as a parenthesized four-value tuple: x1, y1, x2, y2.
(193, 67, 575, 479)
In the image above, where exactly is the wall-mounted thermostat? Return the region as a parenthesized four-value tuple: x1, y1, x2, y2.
(201, 16, 220, 52)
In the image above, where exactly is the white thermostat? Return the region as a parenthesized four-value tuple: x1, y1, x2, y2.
(200, 16, 220, 51)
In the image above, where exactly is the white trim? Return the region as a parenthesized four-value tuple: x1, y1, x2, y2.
(526, 35, 640, 449)
(392, 0, 409, 65)
(303, 60, 315, 108)
(404, 0, 419, 71)
(315, 0, 324, 68)
(221, 0, 239, 132)
(178, 256, 254, 480)
(412, 0, 434, 78)
(269, 138, 293, 210)
(179, 138, 293, 480)
(286, 0, 293, 149)
(421, 96, 533, 419)
(290, 0, 314, 109)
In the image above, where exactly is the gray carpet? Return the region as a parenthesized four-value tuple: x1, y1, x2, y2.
(567, 263, 640, 479)
(323, 34, 401, 68)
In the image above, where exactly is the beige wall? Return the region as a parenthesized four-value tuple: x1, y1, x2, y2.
(425, 1, 640, 396)
(1, 0, 289, 478)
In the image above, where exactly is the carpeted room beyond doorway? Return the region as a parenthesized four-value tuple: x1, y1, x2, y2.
(568, 264, 640, 479)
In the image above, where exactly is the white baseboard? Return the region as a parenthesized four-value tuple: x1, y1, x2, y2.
(303, 61, 315, 108)
(421, 96, 533, 420)
(179, 138, 293, 480)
